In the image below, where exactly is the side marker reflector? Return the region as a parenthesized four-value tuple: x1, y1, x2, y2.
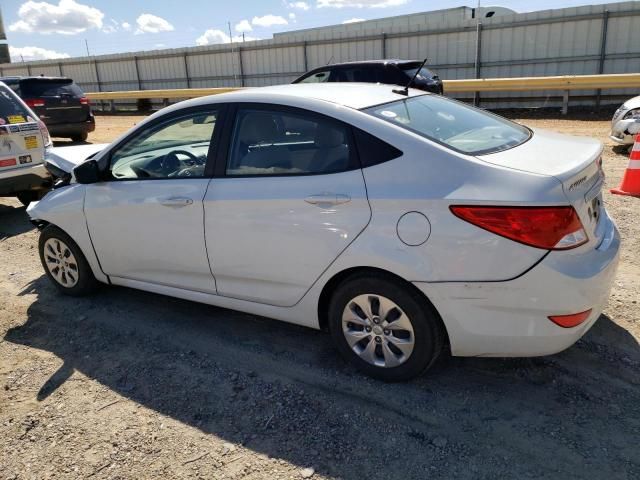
(548, 309, 592, 328)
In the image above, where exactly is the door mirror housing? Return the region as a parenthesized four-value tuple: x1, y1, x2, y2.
(74, 159, 101, 184)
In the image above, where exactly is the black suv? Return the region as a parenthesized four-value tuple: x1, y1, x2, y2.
(293, 59, 443, 94)
(0, 76, 95, 142)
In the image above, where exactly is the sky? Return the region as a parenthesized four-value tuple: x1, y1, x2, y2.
(1, 0, 635, 61)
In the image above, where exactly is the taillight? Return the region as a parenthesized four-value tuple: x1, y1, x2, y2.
(450, 205, 588, 250)
(24, 98, 45, 108)
(548, 309, 592, 328)
(79, 97, 90, 105)
(38, 120, 52, 147)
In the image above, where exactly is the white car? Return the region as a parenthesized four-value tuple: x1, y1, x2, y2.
(27, 84, 620, 381)
(610, 95, 640, 145)
(0, 81, 52, 205)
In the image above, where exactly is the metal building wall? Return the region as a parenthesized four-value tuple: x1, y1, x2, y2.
(1, 2, 638, 109)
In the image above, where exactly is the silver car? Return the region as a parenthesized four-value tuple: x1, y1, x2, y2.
(610, 95, 640, 145)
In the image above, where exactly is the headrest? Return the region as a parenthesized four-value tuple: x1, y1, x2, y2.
(238, 113, 278, 145)
(315, 124, 345, 148)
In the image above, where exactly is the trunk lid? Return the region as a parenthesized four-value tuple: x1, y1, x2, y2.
(480, 128, 605, 248)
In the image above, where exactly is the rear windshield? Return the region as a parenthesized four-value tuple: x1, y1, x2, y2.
(20, 79, 84, 97)
(0, 84, 31, 121)
(399, 64, 436, 79)
(364, 95, 531, 155)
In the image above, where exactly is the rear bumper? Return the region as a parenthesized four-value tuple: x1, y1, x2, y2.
(416, 212, 620, 357)
(0, 163, 51, 195)
(47, 118, 96, 137)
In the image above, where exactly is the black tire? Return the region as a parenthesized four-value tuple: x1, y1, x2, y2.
(328, 272, 445, 382)
(16, 190, 46, 207)
(38, 225, 99, 296)
(71, 132, 88, 142)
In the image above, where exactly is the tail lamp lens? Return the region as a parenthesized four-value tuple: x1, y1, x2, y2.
(548, 309, 592, 328)
(450, 205, 588, 250)
(24, 98, 45, 108)
(38, 120, 52, 147)
(79, 97, 90, 105)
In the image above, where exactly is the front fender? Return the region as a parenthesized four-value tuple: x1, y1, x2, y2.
(27, 185, 109, 284)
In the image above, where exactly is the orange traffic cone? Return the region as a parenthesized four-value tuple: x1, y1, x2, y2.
(611, 133, 640, 197)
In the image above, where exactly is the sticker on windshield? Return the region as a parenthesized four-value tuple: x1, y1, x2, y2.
(7, 115, 26, 124)
(380, 110, 397, 118)
(24, 136, 38, 150)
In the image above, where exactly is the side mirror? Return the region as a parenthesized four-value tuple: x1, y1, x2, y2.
(73, 159, 101, 184)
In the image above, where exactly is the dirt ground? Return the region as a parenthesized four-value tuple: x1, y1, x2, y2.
(1, 112, 638, 480)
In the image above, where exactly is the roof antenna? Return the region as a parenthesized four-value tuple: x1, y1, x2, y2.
(393, 57, 428, 96)
(326, 55, 334, 66)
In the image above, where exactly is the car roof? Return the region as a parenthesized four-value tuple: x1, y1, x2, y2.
(322, 59, 422, 67)
(0, 76, 73, 82)
(183, 83, 427, 111)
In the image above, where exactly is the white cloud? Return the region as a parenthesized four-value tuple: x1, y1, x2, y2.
(289, 13, 296, 20)
(8, 0, 104, 35)
(288, 1, 310, 9)
(252, 14, 288, 28)
(135, 13, 174, 34)
(342, 17, 365, 23)
(102, 20, 118, 34)
(317, 0, 408, 7)
(9, 45, 70, 61)
(121, 22, 132, 31)
(235, 19, 253, 33)
(196, 29, 258, 46)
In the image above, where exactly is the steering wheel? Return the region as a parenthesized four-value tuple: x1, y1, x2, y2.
(160, 149, 200, 174)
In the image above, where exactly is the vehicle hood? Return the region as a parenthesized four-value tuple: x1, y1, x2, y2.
(620, 95, 640, 111)
(46, 143, 108, 173)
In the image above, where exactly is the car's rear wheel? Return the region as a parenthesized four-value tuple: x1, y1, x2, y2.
(328, 273, 444, 381)
(16, 190, 46, 207)
(71, 132, 88, 142)
(39, 225, 98, 296)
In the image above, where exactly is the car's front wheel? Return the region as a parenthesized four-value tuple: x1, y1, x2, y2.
(329, 273, 445, 381)
(39, 225, 98, 296)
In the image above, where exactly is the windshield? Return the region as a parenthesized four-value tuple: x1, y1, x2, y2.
(20, 79, 84, 97)
(364, 95, 531, 155)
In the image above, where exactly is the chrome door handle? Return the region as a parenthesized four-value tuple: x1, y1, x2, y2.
(304, 193, 351, 206)
(159, 197, 193, 207)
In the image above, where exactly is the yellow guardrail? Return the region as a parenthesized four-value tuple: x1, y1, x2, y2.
(443, 73, 640, 93)
(86, 87, 241, 100)
(84, 73, 640, 101)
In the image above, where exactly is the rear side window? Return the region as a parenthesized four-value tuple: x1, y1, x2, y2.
(227, 107, 356, 176)
(353, 129, 403, 167)
(332, 66, 378, 83)
(365, 95, 531, 155)
(0, 84, 31, 122)
(20, 79, 84, 97)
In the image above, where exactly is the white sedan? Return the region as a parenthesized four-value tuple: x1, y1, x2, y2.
(27, 84, 620, 381)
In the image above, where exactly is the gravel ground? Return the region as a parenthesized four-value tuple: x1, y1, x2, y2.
(1, 111, 638, 480)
